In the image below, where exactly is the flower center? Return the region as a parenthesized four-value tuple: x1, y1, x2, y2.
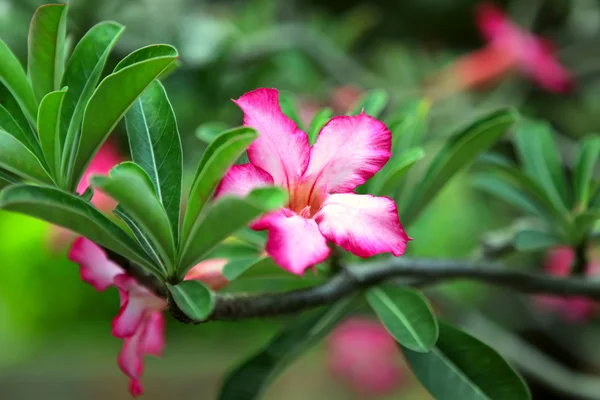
(288, 178, 325, 218)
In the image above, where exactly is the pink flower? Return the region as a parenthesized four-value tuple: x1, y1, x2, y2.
(216, 88, 410, 275)
(535, 246, 598, 322)
(327, 317, 406, 396)
(475, 2, 573, 92)
(68, 237, 228, 397)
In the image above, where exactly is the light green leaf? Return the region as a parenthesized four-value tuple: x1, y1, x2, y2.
(278, 91, 304, 130)
(366, 285, 438, 352)
(574, 135, 600, 210)
(218, 296, 356, 400)
(369, 147, 425, 196)
(113, 44, 179, 72)
(59, 21, 125, 186)
(27, 4, 69, 103)
(181, 127, 258, 245)
(388, 98, 431, 153)
(0, 39, 37, 122)
(166, 280, 215, 322)
(307, 107, 332, 145)
(403, 109, 518, 226)
(178, 187, 287, 279)
(38, 88, 67, 178)
(0, 129, 51, 184)
(125, 80, 182, 240)
(67, 50, 178, 190)
(196, 121, 230, 144)
(223, 256, 270, 281)
(514, 229, 560, 252)
(91, 162, 175, 272)
(402, 321, 530, 400)
(0, 184, 156, 274)
(349, 89, 388, 117)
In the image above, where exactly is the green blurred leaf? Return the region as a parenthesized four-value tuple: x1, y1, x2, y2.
(38, 88, 67, 178)
(27, 4, 68, 103)
(166, 281, 215, 322)
(403, 109, 518, 226)
(178, 187, 287, 279)
(307, 107, 332, 145)
(218, 296, 356, 400)
(0, 129, 51, 184)
(0, 169, 20, 189)
(113, 44, 179, 72)
(515, 119, 569, 212)
(574, 135, 600, 210)
(366, 285, 438, 352)
(369, 147, 424, 196)
(387, 98, 430, 152)
(125, 80, 182, 240)
(571, 211, 600, 244)
(349, 89, 388, 117)
(278, 91, 304, 130)
(223, 256, 270, 281)
(196, 121, 230, 144)
(67, 50, 178, 190)
(59, 21, 125, 188)
(92, 162, 175, 272)
(403, 321, 530, 400)
(181, 127, 258, 245)
(0, 184, 155, 274)
(514, 229, 560, 251)
(0, 39, 37, 122)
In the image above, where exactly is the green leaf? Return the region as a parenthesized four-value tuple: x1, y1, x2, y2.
(67, 50, 178, 190)
(125, 80, 182, 240)
(403, 109, 518, 226)
(166, 280, 215, 322)
(91, 162, 175, 273)
(0, 129, 51, 184)
(59, 21, 125, 187)
(570, 211, 600, 244)
(514, 229, 560, 251)
(196, 121, 230, 144)
(574, 135, 600, 210)
(0, 104, 41, 158)
(349, 89, 388, 117)
(38, 88, 67, 178)
(0, 184, 156, 274)
(181, 127, 258, 245)
(113, 206, 165, 269)
(223, 256, 270, 281)
(515, 119, 569, 212)
(388, 99, 431, 153)
(278, 91, 303, 130)
(369, 147, 425, 196)
(178, 187, 287, 279)
(0, 39, 37, 123)
(113, 44, 179, 72)
(0, 169, 20, 189)
(0, 85, 39, 154)
(307, 107, 332, 145)
(218, 296, 356, 400)
(402, 321, 530, 400)
(366, 285, 438, 352)
(27, 4, 69, 103)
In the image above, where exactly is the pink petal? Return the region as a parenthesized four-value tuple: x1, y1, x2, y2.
(141, 312, 165, 357)
(185, 258, 229, 290)
(304, 113, 391, 193)
(214, 163, 274, 199)
(234, 88, 310, 189)
(117, 322, 145, 397)
(475, 2, 510, 42)
(264, 212, 330, 275)
(68, 237, 123, 291)
(544, 247, 574, 277)
(77, 140, 121, 211)
(315, 194, 410, 257)
(522, 39, 573, 93)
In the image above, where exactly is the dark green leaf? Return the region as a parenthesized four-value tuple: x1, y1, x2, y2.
(0, 39, 37, 122)
(514, 229, 560, 251)
(0, 129, 51, 184)
(178, 187, 287, 279)
(218, 296, 356, 400)
(307, 107, 332, 145)
(181, 127, 258, 245)
(38, 88, 67, 178)
(59, 21, 125, 186)
(574, 135, 600, 210)
(166, 280, 215, 322)
(366, 285, 438, 352)
(369, 147, 424, 196)
(0, 169, 20, 189)
(91, 162, 175, 272)
(0, 85, 38, 153)
(403, 109, 518, 226)
(0, 104, 41, 158)
(80, 185, 93, 202)
(349, 89, 388, 117)
(0, 184, 156, 274)
(402, 321, 530, 400)
(125, 80, 182, 240)
(67, 50, 178, 190)
(113, 44, 178, 72)
(27, 4, 69, 102)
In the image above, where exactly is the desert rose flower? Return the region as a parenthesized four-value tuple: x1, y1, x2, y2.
(327, 317, 406, 396)
(216, 88, 410, 274)
(535, 246, 599, 322)
(69, 237, 228, 397)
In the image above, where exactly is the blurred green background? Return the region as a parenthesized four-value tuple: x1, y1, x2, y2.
(1, 0, 599, 398)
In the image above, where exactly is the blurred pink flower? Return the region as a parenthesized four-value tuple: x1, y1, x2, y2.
(535, 246, 599, 322)
(68, 237, 228, 397)
(327, 317, 406, 396)
(216, 88, 409, 275)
